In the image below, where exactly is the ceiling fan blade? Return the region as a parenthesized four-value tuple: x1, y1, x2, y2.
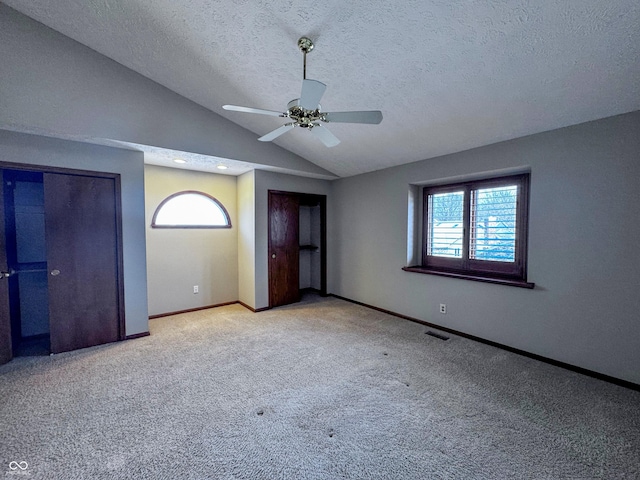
(258, 123, 295, 142)
(299, 79, 327, 111)
(223, 105, 284, 117)
(310, 124, 340, 147)
(323, 110, 383, 124)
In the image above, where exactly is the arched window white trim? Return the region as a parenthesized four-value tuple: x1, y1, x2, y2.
(151, 190, 231, 228)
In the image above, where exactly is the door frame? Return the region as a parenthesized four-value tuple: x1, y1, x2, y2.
(0, 177, 11, 364)
(0, 161, 126, 345)
(268, 190, 327, 308)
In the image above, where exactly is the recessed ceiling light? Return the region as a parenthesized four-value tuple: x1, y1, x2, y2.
(173, 158, 187, 164)
(217, 165, 228, 170)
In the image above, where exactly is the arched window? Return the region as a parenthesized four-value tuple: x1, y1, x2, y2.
(151, 191, 231, 228)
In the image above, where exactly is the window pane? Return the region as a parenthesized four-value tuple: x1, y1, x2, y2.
(427, 191, 464, 258)
(154, 192, 229, 227)
(470, 185, 517, 262)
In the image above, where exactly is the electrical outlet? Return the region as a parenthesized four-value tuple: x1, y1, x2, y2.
(439, 304, 446, 314)
(193, 285, 199, 294)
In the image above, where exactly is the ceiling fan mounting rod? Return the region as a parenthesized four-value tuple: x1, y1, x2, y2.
(298, 37, 314, 80)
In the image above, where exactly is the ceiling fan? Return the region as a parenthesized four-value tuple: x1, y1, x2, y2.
(223, 37, 383, 147)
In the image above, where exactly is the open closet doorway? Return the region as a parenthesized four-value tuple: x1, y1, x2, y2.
(3, 170, 50, 356)
(268, 191, 327, 308)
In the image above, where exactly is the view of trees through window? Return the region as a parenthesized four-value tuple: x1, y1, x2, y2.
(428, 186, 518, 263)
(470, 186, 517, 262)
(427, 191, 464, 258)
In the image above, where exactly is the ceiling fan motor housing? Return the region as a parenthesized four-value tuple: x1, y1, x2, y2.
(287, 99, 322, 129)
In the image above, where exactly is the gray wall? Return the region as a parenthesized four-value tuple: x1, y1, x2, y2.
(145, 165, 238, 316)
(0, 130, 149, 336)
(331, 111, 640, 384)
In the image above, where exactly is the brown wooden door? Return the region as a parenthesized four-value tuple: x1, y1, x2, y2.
(0, 177, 12, 365)
(44, 173, 121, 354)
(269, 191, 300, 308)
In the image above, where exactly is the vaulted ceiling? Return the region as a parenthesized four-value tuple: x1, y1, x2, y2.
(4, 0, 640, 177)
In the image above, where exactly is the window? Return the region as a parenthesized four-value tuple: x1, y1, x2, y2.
(407, 173, 532, 287)
(151, 191, 231, 228)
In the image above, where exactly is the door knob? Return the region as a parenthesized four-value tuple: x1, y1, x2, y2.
(271, 254, 276, 258)
(50, 269, 61, 276)
(0, 270, 13, 279)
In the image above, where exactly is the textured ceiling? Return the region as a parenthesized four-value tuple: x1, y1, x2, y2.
(4, 0, 640, 177)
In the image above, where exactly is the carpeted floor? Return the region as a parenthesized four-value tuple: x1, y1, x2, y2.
(1, 293, 639, 479)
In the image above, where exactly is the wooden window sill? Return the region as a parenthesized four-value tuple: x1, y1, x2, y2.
(402, 266, 535, 289)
